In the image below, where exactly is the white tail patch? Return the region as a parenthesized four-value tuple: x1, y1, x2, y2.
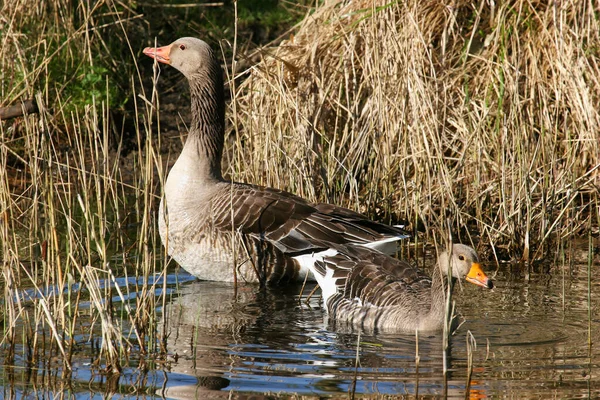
(293, 249, 339, 305)
(360, 234, 407, 255)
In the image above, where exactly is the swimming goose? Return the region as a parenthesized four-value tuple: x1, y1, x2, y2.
(308, 243, 493, 332)
(142, 37, 408, 285)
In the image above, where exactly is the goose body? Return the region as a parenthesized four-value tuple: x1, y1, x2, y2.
(307, 244, 493, 332)
(143, 37, 408, 285)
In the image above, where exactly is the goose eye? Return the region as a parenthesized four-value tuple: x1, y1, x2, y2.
(179, 44, 186, 50)
(458, 255, 465, 261)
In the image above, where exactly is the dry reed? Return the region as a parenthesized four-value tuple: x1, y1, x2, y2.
(0, 0, 167, 374)
(231, 0, 600, 259)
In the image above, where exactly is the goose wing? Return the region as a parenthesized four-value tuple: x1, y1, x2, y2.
(312, 246, 431, 309)
(210, 183, 408, 255)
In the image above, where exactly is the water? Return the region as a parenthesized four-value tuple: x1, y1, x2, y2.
(2, 246, 599, 399)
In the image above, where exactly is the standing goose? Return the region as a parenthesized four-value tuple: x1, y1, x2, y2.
(309, 243, 493, 332)
(143, 37, 408, 285)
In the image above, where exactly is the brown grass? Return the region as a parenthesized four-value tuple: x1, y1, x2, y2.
(0, 0, 165, 373)
(231, 0, 600, 260)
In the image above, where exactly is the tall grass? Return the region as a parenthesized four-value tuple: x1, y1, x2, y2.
(232, 0, 600, 259)
(0, 0, 166, 373)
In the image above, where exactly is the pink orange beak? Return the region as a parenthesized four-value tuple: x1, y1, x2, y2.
(466, 262, 494, 289)
(143, 44, 172, 65)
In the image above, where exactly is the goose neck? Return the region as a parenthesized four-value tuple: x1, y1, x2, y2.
(186, 69, 225, 180)
(429, 266, 455, 322)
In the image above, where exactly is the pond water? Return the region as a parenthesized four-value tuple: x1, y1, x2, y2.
(2, 245, 599, 399)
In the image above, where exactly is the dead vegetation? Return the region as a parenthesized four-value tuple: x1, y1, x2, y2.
(230, 0, 600, 259)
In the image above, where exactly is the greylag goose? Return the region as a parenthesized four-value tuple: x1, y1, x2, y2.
(308, 243, 493, 332)
(142, 37, 408, 285)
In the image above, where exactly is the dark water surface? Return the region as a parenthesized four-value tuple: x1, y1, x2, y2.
(2, 246, 599, 399)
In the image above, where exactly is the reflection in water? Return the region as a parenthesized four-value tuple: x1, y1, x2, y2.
(160, 252, 600, 398)
(1, 247, 598, 398)
(161, 280, 481, 398)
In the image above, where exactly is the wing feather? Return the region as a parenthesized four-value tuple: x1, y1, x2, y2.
(312, 246, 432, 309)
(210, 182, 408, 256)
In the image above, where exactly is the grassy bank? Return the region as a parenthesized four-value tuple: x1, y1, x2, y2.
(232, 0, 600, 260)
(0, 0, 599, 375)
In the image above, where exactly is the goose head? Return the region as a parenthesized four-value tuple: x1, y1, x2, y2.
(143, 37, 217, 79)
(438, 244, 493, 289)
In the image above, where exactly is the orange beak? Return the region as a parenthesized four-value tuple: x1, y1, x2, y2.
(466, 262, 493, 289)
(143, 44, 172, 65)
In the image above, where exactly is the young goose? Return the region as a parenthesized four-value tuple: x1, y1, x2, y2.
(142, 37, 408, 285)
(308, 243, 493, 332)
